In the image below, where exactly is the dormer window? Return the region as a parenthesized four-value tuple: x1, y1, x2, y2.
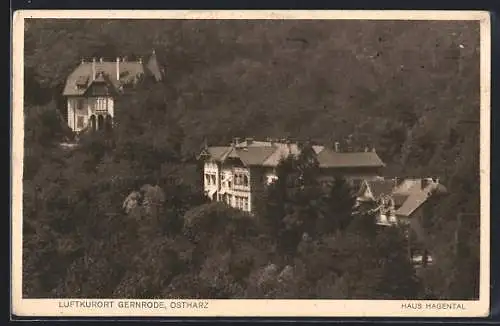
(76, 76, 89, 90)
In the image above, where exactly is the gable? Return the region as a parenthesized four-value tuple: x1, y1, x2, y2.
(356, 180, 375, 201)
(83, 80, 115, 97)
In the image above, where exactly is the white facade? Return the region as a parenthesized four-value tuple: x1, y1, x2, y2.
(203, 161, 252, 212)
(67, 96, 114, 132)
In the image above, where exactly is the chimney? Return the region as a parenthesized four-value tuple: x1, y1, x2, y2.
(371, 147, 376, 153)
(81, 58, 85, 64)
(116, 57, 120, 81)
(91, 58, 96, 80)
(138, 57, 143, 64)
(334, 141, 340, 152)
(233, 137, 240, 146)
(122, 56, 127, 62)
(246, 137, 253, 146)
(364, 146, 369, 152)
(99, 57, 104, 63)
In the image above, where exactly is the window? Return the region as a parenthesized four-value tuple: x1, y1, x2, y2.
(76, 99, 85, 111)
(95, 97, 107, 113)
(243, 175, 249, 187)
(205, 174, 210, 186)
(76, 116, 85, 129)
(210, 175, 216, 185)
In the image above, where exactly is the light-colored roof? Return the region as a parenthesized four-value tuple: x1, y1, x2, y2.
(236, 147, 278, 166)
(146, 52, 163, 82)
(62, 54, 163, 96)
(223, 146, 277, 166)
(201, 139, 385, 169)
(393, 179, 421, 195)
(395, 181, 448, 217)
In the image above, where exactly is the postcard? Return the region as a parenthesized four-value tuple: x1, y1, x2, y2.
(11, 9, 491, 318)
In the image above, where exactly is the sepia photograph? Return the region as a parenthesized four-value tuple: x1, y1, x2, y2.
(11, 10, 490, 317)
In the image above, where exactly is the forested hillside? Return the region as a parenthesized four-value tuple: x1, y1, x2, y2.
(22, 19, 480, 299)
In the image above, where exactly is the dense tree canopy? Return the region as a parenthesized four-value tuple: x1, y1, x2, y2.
(22, 19, 480, 300)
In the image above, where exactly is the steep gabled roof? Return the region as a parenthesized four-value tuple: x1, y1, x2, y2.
(235, 147, 277, 166)
(396, 188, 432, 218)
(395, 181, 448, 218)
(146, 51, 163, 82)
(220, 146, 276, 166)
(62, 53, 163, 97)
(197, 146, 231, 161)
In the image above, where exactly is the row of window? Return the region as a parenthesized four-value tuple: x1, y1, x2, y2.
(234, 196, 249, 211)
(75, 114, 113, 130)
(217, 194, 250, 211)
(233, 173, 249, 187)
(205, 172, 250, 188)
(75, 98, 110, 113)
(205, 173, 217, 186)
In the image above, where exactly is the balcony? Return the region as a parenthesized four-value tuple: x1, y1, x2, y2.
(375, 213, 398, 226)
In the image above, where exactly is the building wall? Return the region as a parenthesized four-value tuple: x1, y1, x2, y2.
(201, 156, 383, 214)
(203, 162, 253, 212)
(203, 161, 219, 200)
(66, 96, 114, 132)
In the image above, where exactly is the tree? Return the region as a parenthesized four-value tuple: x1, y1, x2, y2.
(317, 176, 357, 235)
(374, 227, 422, 299)
(22, 19, 480, 300)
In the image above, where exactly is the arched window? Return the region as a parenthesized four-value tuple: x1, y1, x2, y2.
(89, 115, 96, 131)
(97, 115, 104, 131)
(243, 175, 249, 187)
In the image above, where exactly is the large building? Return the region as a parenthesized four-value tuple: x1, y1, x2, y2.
(62, 50, 163, 133)
(198, 137, 386, 213)
(199, 137, 448, 267)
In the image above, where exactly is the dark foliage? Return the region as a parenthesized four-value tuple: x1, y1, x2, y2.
(22, 19, 480, 299)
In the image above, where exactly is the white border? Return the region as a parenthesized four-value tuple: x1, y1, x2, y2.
(11, 10, 491, 318)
